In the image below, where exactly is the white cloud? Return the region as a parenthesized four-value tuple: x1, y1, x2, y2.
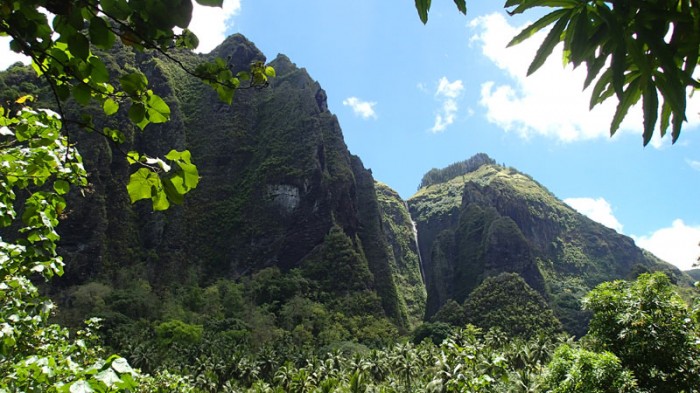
(188, 0, 241, 53)
(633, 219, 700, 271)
(687, 159, 700, 171)
(564, 197, 624, 233)
(469, 13, 700, 145)
(343, 97, 378, 119)
(432, 77, 464, 133)
(0, 37, 30, 71)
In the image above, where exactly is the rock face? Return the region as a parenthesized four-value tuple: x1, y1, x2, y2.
(408, 159, 686, 335)
(36, 34, 424, 329)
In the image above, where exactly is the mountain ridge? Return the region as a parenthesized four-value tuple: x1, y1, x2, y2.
(0, 33, 689, 344)
(408, 158, 687, 334)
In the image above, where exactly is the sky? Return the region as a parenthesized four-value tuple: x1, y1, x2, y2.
(2, 1, 699, 270)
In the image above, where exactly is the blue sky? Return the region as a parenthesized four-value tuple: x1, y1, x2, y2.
(2, 0, 699, 270)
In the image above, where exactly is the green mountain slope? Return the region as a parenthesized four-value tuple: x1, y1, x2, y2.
(0, 35, 426, 334)
(409, 157, 688, 335)
(2, 34, 691, 344)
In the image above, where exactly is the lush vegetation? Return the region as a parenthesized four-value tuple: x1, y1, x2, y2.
(3, 1, 700, 391)
(409, 162, 685, 336)
(418, 153, 496, 189)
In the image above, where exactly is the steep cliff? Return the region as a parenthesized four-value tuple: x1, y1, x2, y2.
(0, 35, 427, 330)
(409, 157, 686, 335)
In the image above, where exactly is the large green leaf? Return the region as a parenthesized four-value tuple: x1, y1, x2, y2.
(101, 0, 131, 20)
(165, 149, 199, 190)
(453, 0, 467, 14)
(526, 13, 571, 76)
(88, 16, 114, 49)
(103, 98, 119, 116)
(126, 168, 156, 204)
(88, 57, 110, 83)
(119, 72, 148, 97)
(146, 94, 170, 123)
(610, 76, 642, 136)
(72, 83, 91, 105)
(67, 32, 90, 60)
(415, 0, 431, 24)
(508, 9, 569, 47)
(171, 0, 194, 29)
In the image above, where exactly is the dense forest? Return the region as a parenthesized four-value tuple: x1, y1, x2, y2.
(2, 0, 700, 392)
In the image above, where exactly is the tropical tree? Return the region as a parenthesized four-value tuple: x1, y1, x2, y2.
(539, 344, 638, 393)
(1, 0, 273, 208)
(0, 0, 273, 390)
(416, 0, 700, 145)
(582, 272, 700, 393)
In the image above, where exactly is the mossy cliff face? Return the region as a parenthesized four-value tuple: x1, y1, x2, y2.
(409, 162, 686, 335)
(26, 35, 423, 329)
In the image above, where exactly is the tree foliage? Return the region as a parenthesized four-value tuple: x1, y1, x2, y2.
(0, 0, 274, 390)
(418, 153, 496, 189)
(582, 272, 700, 392)
(0, 0, 274, 208)
(463, 273, 563, 338)
(540, 344, 638, 393)
(417, 0, 700, 145)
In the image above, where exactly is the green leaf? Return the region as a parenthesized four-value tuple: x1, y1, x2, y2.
(103, 98, 119, 116)
(110, 357, 134, 374)
(101, 0, 131, 19)
(195, 0, 223, 6)
(583, 55, 607, 90)
(119, 72, 148, 97)
(589, 68, 612, 109)
(527, 13, 570, 76)
(146, 94, 170, 123)
(69, 380, 95, 393)
(610, 76, 643, 136)
(165, 149, 199, 190)
(659, 100, 671, 138)
(72, 84, 91, 105)
(176, 29, 199, 49)
(67, 32, 90, 60)
(215, 84, 234, 105)
(567, 8, 591, 67)
(88, 16, 115, 49)
(127, 168, 157, 203)
(611, 47, 626, 99)
(171, 0, 194, 28)
(128, 102, 148, 129)
(151, 183, 170, 211)
(671, 110, 683, 143)
(88, 57, 110, 83)
(53, 180, 70, 195)
(264, 66, 276, 78)
(507, 0, 579, 16)
(452, 0, 466, 14)
(126, 151, 140, 164)
(103, 127, 125, 143)
(415, 0, 431, 24)
(56, 84, 70, 101)
(162, 176, 185, 205)
(642, 79, 659, 146)
(508, 9, 569, 47)
(95, 369, 122, 387)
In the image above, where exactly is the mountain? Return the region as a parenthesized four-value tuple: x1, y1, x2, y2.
(0, 34, 689, 343)
(0, 35, 426, 333)
(408, 157, 687, 335)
